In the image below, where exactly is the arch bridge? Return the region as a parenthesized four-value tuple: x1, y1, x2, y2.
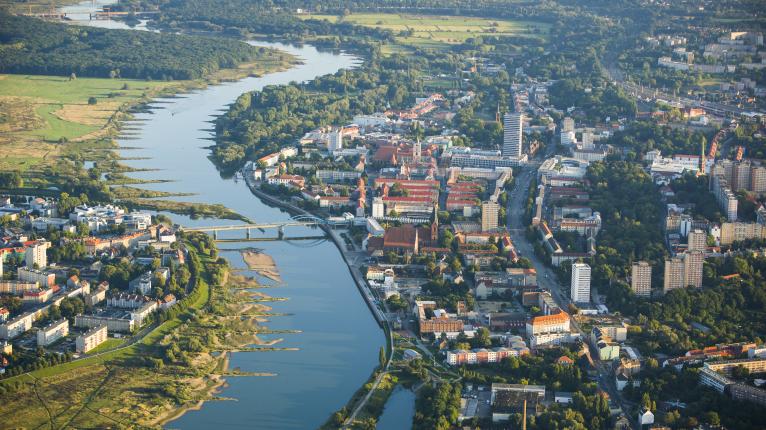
(179, 215, 347, 240)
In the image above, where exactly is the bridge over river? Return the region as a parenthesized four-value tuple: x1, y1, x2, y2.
(179, 215, 349, 240)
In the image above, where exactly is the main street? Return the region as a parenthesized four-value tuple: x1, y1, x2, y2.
(506, 162, 632, 425)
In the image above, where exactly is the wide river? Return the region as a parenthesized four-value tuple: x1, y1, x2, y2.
(61, 3, 387, 429)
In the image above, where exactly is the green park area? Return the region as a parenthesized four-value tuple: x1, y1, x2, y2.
(301, 12, 549, 50)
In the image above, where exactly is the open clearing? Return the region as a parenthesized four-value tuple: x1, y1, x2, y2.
(300, 13, 549, 49)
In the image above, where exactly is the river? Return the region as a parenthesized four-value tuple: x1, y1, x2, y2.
(60, 4, 388, 429)
(376, 387, 416, 430)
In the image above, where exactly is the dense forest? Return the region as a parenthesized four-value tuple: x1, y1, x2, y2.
(0, 12, 269, 79)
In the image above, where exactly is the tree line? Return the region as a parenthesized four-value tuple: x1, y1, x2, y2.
(0, 12, 270, 80)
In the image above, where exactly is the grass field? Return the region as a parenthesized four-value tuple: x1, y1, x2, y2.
(300, 12, 549, 49)
(0, 51, 293, 174)
(0, 75, 178, 141)
(86, 337, 126, 354)
(0, 74, 179, 171)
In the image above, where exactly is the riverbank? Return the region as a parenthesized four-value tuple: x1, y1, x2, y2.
(0, 236, 288, 428)
(0, 48, 295, 221)
(243, 175, 387, 328)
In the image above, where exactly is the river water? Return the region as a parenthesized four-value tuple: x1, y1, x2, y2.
(59, 4, 389, 429)
(376, 387, 416, 430)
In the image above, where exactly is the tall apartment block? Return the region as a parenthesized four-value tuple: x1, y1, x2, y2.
(631, 261, 652, 297)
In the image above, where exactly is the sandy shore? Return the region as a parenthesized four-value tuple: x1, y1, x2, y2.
(241, 249, 282, 282)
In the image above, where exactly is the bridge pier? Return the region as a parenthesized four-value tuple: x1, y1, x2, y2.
(278, 226, 284, 240)
(213, 230, 218, 240)
(246, 228, 251, 239)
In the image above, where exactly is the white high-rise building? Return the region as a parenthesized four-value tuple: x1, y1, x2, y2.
(663, 257, 685, 293)
(481, 201, 499, 232)
(327, 130, 343, 152)
(413, 140, 422, 162)
(371, 197, 385, 218)
(25, 241, 49, 269)
(570, 263, 591, 303)
(503, 112, 523, 159)
(581, 132, 594, 149)
(687, 229, 707, 251)
(683, 250, 704, 288)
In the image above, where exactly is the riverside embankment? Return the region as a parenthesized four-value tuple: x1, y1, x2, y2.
(57, 4, 385, 428)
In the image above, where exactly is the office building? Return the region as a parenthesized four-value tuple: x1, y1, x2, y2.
(570, 263, 591, 303)
(481, 201, 499, 232)
(526, 311, 571, 337)
(631, 261, 652, 297)
(502, 112, 523, 159)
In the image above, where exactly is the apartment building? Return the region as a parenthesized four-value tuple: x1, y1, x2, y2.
(17, 267, 55, 288)
(36, 318, 69, 346)
(76, 325, 108, 353)
(631, 261, 652, 297)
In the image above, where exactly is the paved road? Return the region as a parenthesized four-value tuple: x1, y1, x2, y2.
(506, 164, 632, 426)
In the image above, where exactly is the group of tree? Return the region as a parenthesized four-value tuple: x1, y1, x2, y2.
(585, 160, 667, 285)
(413, 381, 461, 430)
(606, 253, 766, 355)
(605, 121, 712, 160)
(215, 47, 437, 169)
(623, 363, 766, 429)
(0, 12, 271, 80)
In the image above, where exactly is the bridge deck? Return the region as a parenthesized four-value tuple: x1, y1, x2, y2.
(181, 221, 323, 232)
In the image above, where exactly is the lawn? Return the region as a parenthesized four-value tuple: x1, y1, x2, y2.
(86, 337, 126, 354)
(300, 12, 549, 49)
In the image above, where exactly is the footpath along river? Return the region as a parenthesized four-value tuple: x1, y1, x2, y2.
(59, 3, 391, 428)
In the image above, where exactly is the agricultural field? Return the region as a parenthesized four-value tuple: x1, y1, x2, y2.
(300, 13, 549, 49)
